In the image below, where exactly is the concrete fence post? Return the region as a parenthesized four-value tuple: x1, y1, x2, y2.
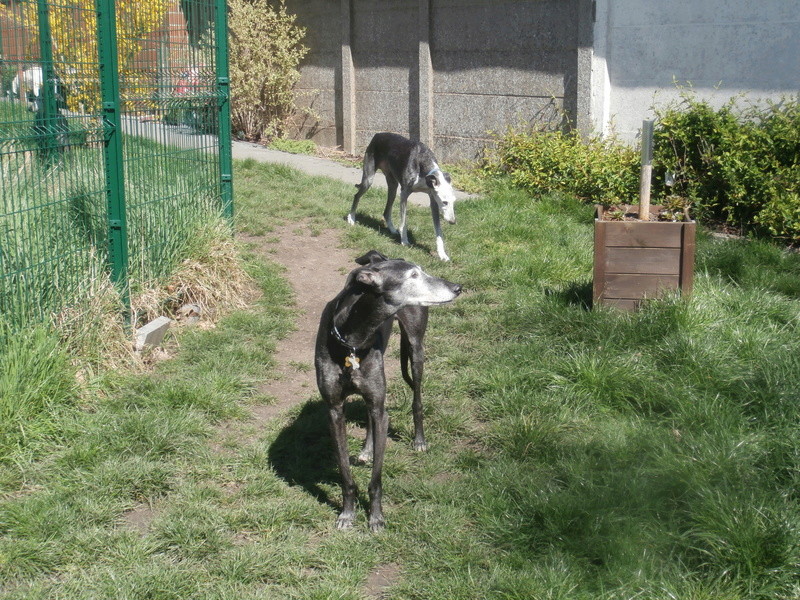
(340, 0, 356, 154)
(418, 0, 433, 148)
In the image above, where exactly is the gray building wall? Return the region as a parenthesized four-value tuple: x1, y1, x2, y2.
(287, 0, 592, 161)
(591, 0, 800, 143)
(287, 1, 797, 159)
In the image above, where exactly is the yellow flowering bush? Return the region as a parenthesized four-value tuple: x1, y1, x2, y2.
(228, 0, 309, 141)
(3, 0, 170, 113)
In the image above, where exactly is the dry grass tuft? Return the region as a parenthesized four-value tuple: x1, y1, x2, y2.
(52, 222, 258, 382)
(132, 228, 257, 328)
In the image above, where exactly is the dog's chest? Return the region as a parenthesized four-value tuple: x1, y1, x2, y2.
(339, 356, 382, 389)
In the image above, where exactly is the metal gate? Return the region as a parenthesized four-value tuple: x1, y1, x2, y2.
(0, 0, 232, 329)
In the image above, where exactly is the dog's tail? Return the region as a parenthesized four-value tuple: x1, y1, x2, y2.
(400, 335, 414, 388)
(356, 146, 377, 191)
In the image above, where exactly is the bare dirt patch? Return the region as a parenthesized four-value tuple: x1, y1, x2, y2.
(246, 224, 353, 416)
(363, 562, 402, 599)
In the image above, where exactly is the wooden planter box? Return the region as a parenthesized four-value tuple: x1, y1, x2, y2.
(593, 205, 696, 310)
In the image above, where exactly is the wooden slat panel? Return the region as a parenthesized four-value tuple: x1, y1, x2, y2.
(680, 222, 696, 295)
(602, 222, 684, 248)
(600, 298, 640, 311)
(601, 274, 680, 299)
(593, 221, 607, 304)
(604, 247, 681, 274)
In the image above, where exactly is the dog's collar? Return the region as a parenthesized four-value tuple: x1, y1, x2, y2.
(330, 298, 361, 370)
(425, 167, 441, 178)
(330, 324, 361, 370)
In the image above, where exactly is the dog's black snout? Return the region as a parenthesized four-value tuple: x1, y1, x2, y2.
(452, 284, 463, 295)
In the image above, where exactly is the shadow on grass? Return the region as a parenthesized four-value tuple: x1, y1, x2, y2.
(267, 398, 403, 511)
(268, 400, 338, 508)
(349, 213, 434, 258)
(546, 281, 594, 310)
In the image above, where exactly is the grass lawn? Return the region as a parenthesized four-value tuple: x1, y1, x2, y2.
(1, 160, 799, 599)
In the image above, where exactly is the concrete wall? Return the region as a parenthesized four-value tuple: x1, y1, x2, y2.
(592, 0, 800, 143)
(287, 0, 798, 158)
(287, 0, 592, 161)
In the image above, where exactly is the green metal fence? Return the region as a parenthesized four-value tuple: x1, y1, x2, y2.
(0, 0, 232, 330)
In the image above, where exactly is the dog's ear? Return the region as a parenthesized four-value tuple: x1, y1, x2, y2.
(443, 171, 452, 184)
(356, 268, 382, 288)
(354, 250, 388, 266)
(425, 174, 439, 189)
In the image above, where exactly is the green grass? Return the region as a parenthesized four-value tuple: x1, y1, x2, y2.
(2, 160, 800, 598)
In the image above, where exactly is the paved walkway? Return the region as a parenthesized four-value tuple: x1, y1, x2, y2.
(232, 140, 474, 208)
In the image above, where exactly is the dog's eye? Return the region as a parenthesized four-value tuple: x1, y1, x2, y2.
(442, 201, 449, 206)
(410, 271, 419, 278)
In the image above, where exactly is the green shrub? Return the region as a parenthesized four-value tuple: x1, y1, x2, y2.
(483, 128, 640, 204)
(228, 0, 310, 141)
(268, 137, 316, 155)
(654, 93, 800, 240)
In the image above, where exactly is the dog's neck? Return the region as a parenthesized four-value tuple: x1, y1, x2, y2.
(331, 288, 397, 352)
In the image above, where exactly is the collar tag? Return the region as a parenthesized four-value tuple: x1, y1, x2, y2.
(344, 353, 360, 369)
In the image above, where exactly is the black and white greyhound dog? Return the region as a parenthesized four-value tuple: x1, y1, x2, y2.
(315, 250, 462, 531)
(348, 133, 457, 261)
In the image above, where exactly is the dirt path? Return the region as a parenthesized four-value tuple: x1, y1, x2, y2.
(241, 223, 404, 597)
(244, 224, 353, 419)
(234, 223, 401, 438)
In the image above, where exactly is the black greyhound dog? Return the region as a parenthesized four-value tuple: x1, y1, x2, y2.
(348, 133, 457, 261)
(314, 250, 462, 531)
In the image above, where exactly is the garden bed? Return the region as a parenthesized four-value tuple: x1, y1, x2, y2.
(593, 204, 696, 310)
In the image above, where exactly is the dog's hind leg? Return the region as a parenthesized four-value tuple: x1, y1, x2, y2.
(349, 150, 376, 225)
(357, 411, 374, 464)
(398, 189, 412, 246)
(327, 400, 359, 529)
(398, 308, 429, 451)
(382, 173, 399, 234)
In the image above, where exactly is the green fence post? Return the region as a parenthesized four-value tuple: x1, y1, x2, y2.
(96, 0, 131, 324)
(215, 0, 233, 221)
(35, 0, 59, 166)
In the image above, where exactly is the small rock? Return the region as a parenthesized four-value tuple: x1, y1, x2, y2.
(134, 316, 173, 351)
(176, 303, 202, 319)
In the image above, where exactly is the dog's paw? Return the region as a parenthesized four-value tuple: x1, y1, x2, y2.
(356, 449, 373, 464)
(413, 440, 428, 452)
(368, 515, 385, 533)
(383, 220, 398, 235)
(346, 214, 356, 225)
(336, 512, 356, 530)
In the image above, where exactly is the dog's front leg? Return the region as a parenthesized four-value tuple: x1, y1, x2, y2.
(366, 397, 389, 532)
(399, 190, 411, 247)
(327, 401, 358, 529)
(429, 196, 449, 261)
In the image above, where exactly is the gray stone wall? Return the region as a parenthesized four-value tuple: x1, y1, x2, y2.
(592, 0, 800, 143)
(285, 1, 799, 158)
(287, 0, 590, 162)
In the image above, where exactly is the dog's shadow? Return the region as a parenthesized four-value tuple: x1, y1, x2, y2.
(350, 213, 434, 257)
(267, 398, 403, 510)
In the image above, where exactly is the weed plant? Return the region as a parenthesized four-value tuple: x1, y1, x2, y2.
(267, 137, 317, 155)
(1, 162, 799, 598)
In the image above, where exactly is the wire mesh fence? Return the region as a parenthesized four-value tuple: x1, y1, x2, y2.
(0, 0, 232, 330)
